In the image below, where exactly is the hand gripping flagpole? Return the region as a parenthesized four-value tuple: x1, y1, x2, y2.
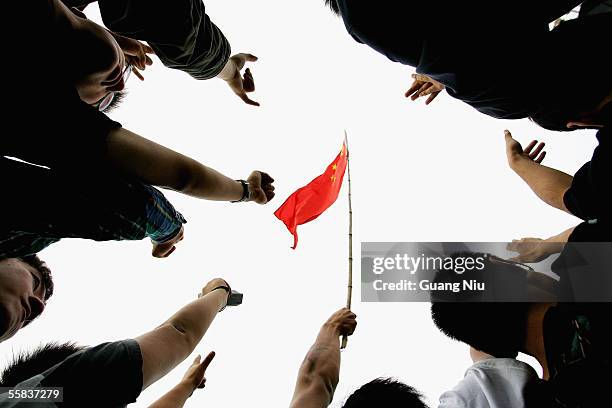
(341, 131, 353, 349)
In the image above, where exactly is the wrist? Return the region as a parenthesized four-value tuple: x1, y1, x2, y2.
(319, 322, 342, 338)
(177, 380, 197, 393)
(542, 238, 565, 254)
(208, 287, 229, 312)
(507, 153, 525, 171)
(217, 59, 236, 81)
(230, 180, 250, 203)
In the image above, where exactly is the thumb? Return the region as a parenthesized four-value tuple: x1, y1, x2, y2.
(192, 355, 202, 365)
(244, 53, 258, 62)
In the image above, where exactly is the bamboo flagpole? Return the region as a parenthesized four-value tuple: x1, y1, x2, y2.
(341, 130, 353, 349)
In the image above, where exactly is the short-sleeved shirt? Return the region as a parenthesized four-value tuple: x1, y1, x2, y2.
(563, 105, 612, 222)
(549, 219, 612, 302)
(0, 157, 186, 259)
(1, 3, 186, 257)
(0, 340, 143, 407)
(438, 358, 539, 408)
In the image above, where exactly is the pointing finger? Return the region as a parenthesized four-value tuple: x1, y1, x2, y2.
(239, 92, 260, 106)
(201, 351, 216, 371)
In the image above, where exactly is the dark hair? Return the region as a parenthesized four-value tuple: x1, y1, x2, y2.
(19, 255, 54, 301)
(342, 378, 429, 408)
(0, 342, 85, 387)
(325, 0, 340, 15)
(430, 252, 529, 357)
(430, 302, 527, 358)
(102, 90, 127, 113)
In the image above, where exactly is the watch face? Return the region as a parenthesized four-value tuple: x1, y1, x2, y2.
(244, 181, 251, 200)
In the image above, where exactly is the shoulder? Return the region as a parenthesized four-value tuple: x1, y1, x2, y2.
(439, 359, 538, 408)
(466, 358, 538, 380)
(37, 340, 143, 406)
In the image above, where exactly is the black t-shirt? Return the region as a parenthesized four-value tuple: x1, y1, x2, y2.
(563, 105, 612, 222)
(2, 1, 121, 172)
(0, 340, 143, 407)
(336, 1, 610, 119)
(40, 340, 143, 407)
(0, 156, 184, 259)
(549, 220, 612, 302)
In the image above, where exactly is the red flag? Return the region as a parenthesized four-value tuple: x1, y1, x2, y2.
(274, 140, 348, 249)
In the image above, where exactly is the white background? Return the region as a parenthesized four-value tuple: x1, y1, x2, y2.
(0, 2, 596, 407)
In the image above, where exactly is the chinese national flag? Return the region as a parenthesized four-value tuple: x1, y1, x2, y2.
(274, 140, 348, 249)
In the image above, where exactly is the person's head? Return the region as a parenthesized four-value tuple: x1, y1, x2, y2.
(0, 342, 84, 387)
(429, 252, 530, 357)
(324, 0, 340, 15)
(0, 256, 54, 343)
(342, 378, 429, 407)
(62, 7, 129, 111)
(529, 86, 611, 132)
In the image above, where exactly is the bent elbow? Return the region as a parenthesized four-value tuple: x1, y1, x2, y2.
(167, 159, 200, 195)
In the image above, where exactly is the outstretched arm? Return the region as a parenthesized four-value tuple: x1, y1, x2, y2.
(290, 308, 357, 408)
(135, 278, 231, 389)
(504, 130, 572, 213)
(106, 127, 275, 204)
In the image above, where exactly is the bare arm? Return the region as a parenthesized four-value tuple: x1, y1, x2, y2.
(148, 384, 193, 408)
(290, 309, 357, 408)
(107, 128, 243, 200)
(505, 130, 572, 213)
(136, 278, 230, 390)
(508, 226, 576, 263)
(105, 128, 275, 203)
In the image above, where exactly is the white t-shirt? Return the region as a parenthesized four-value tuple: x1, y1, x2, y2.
(438, 358, 538, 408)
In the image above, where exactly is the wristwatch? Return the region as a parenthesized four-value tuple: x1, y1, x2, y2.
(210, 285, 232, 312)
(231, 179, 251, 203)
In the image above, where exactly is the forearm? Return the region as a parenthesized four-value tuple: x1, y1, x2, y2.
(290, 327, 341, 408)
(542, 226, 576, 254)
(510, 157, 573, 213)
(148, 382, 193, 408)
(106, 127, 243, 201)
(164, 291, 226, 352)
(136, 290, 225, 389)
